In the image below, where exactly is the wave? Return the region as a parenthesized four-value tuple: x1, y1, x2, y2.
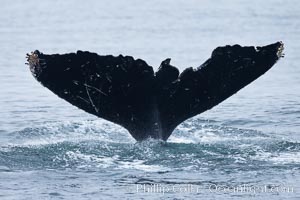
(1, 118, 300, 172)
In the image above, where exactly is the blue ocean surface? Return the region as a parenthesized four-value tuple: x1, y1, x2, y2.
(0, 0, 300, 199)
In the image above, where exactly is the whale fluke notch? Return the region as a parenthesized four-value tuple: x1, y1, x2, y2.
(27, 42, 284, 141)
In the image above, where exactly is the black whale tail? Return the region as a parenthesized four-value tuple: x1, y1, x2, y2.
(27, 42, 284, 141)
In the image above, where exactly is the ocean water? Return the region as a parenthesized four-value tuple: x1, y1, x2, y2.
(1, 0, 300, 199)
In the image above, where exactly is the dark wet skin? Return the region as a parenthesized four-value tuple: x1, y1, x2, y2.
(27, 42, 284, 141)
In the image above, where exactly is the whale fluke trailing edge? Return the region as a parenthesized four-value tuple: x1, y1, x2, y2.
(27, 42, 284, 141)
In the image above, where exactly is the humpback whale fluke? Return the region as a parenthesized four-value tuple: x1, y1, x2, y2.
(27, 42, 284, 141)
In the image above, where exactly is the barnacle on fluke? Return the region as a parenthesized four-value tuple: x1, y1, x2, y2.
(27, 42, 284, 141)
(26, 50, 47, 77)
